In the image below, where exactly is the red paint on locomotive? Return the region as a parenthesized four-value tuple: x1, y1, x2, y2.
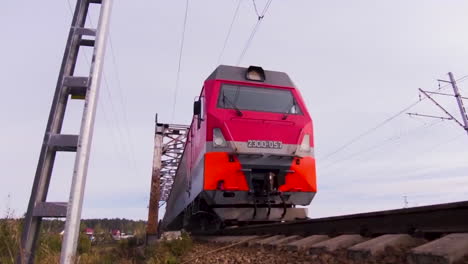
(203, 152, 248, 191)
(280, 157, 317, 193)
(162, 65, 317, 230)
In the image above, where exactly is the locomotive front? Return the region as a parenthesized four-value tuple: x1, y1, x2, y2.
(199, 66, 316, 226)
(162, 65, 316, 230)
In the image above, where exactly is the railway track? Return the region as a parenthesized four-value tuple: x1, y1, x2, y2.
(192, 201, 468, 264)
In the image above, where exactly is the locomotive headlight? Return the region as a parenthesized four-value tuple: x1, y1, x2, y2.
(245, 66, 265, 82)
(213, 128, 228, 147)
(299, 134, 311, 152)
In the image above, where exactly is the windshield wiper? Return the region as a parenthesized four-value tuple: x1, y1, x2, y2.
(282, 99, 296, 120)
(223, 93, 243, 117)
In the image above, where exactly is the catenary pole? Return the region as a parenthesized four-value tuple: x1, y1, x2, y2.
(60, 0, 113, 262)
(448, 72, 468, 135)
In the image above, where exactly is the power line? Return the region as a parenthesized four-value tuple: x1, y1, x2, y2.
(320, 100, 421, 162)
(236, 0, 273, 65)
(106, 34, 143, 178)
(370, 132, 466, 183)
(320, 119, 446, 172)
(171, 0, 190, 122)
(423, 133, 466, 153)
(236, 21, 261, 66)
(97, 96, 124, 158)
(252, 0, 262, 17)
(66, 0, 73, 13)
(217, 0, 243, 65)
(320, 75, 468, 162)
(411, 73, 468, 136)
(438, 75, 468, 90)
(319, 123, 466, 196)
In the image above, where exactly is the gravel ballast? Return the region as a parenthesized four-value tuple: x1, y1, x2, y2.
(181, 241, 418, 264)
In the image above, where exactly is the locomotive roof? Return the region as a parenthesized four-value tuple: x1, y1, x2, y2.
(206, 65, 296, 88)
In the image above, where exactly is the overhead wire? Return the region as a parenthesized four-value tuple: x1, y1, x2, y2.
(438, 75, 468, 91)
(320, 119, 446, 172)
(370, 131, 467, 185)
(236, 0, 273, 66)
(320, 98, 467, 206)
(171, 0, 190, 122)
(106, 34, 142, 179)
(319, 74, 468, 189)
(320, 100, 421, 162)
(423, 132, 466, 153)
(217, 0, 243, 65)
(320, 74, 468, 162)
(252, 0, 262, 17)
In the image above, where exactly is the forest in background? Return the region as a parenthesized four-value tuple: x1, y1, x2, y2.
(41, 218, 147, 235)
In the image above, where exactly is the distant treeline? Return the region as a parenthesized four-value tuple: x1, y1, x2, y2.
(38, 218, 147, 234)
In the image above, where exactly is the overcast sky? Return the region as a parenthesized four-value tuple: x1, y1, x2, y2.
(1, 0, 468, 220)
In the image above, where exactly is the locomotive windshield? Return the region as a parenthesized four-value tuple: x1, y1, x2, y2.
(217, 84, 302, 114)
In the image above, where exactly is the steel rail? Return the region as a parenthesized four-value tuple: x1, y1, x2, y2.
(204, 200, 468, 237)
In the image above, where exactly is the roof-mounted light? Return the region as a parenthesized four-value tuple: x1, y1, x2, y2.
(245, 66, 265, 82)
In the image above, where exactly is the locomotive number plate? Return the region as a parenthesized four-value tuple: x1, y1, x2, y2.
(247, 140, 283, 149)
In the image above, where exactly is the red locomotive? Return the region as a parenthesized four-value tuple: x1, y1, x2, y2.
(162, 65, 316, 230)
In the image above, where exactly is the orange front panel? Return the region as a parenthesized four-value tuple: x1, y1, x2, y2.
(279, 157, 317, 192)
(204, 152, 249, 191)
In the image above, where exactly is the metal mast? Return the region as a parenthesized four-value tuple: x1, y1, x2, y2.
(448, 72, 468, 135)
(18, 0, 112, 263)
(407, 72, 468, 136)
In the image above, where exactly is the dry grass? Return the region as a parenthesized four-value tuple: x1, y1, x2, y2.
(0, 218, 193, 264)
(0, 206, 21, 264)
(0, 199, 192, 264)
